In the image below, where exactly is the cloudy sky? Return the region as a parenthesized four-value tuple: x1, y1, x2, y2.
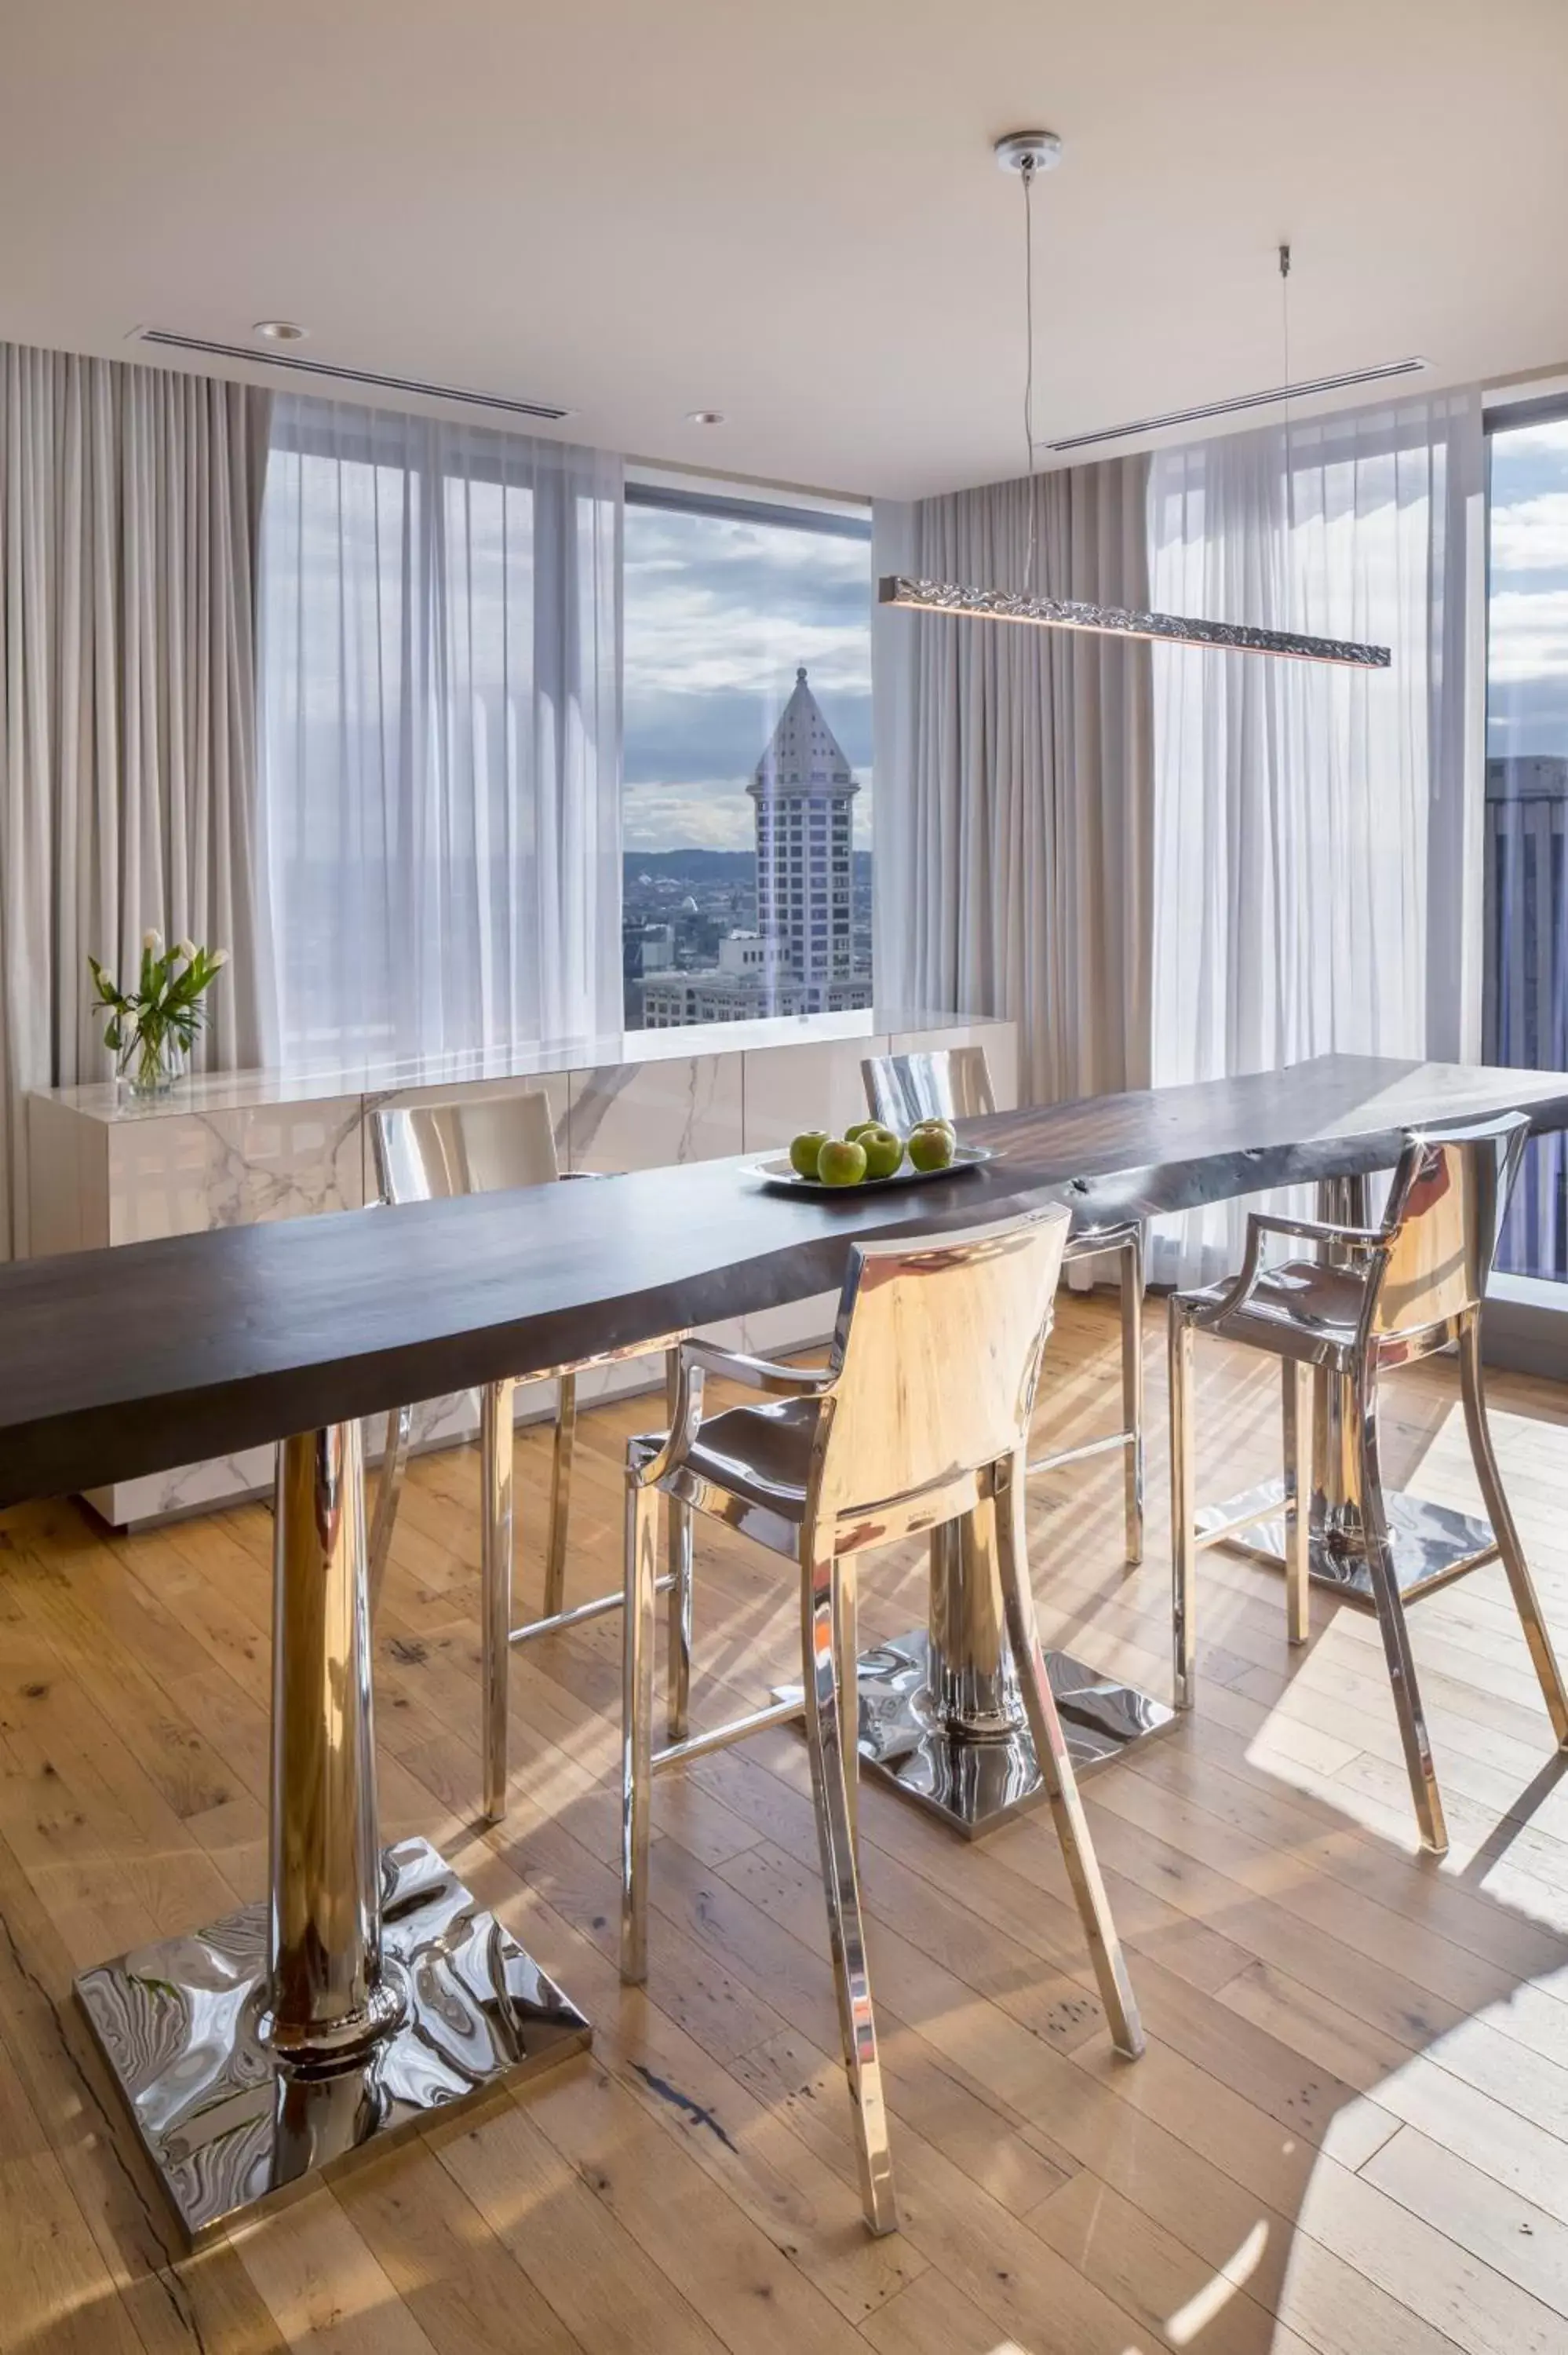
(1488, 418, 1568, 756)
(622, 502, 872, 850)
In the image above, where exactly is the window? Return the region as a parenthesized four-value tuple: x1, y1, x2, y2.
(1483, 403, 1568, 1276)
(621, 473, 873, 1027)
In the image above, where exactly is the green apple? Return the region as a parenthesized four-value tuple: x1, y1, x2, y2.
(844, 1119, 881, 1142)
(906, 1121, 957, 1172)
(789, 1128, 832, 1178)
(860, 1126, 905, 1181)
(815, 1137, 868, 1187)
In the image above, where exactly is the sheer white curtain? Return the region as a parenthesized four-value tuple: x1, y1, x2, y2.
(872, 457, 1153, 1105)
(258, 397, 622, 1070)
(1147, 392, 1481, 1283)
(0, 341, 271, 1258)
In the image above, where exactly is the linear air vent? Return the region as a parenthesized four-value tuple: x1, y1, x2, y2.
(135, 330, 571, 422)
(1047, 357, 1429, 454)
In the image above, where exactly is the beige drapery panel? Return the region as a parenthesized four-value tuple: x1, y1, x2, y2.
(874, 456, 1154, 1108)
(0, 342, 271, 1257)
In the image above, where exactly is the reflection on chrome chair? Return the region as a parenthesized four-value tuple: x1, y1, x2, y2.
(370, 1093, 687, 1822)
(862, 1046, 1145, 1562)
(1169, 1112, 1568, 1854)
(620, 1205, 1144, 2237)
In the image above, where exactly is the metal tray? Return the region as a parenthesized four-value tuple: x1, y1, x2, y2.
(749, 1142, 997, 1196)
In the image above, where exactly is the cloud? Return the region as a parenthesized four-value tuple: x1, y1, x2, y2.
(1490, 493, 1568, 580)
(623, 504, 872, 838)
(1489, 588, 1568, 682)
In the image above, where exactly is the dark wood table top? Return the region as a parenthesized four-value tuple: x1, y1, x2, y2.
(3, 1052, 1566, 1507)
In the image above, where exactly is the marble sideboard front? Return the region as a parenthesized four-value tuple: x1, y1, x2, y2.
(27, 1010, 1017, 1527)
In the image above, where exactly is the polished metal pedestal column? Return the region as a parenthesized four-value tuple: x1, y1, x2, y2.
(76, 1423, 589, 2243)
(854, 1510, 1176, 1838)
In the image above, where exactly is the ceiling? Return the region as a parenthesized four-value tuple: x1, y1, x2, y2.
(4, 1, 1566, 499)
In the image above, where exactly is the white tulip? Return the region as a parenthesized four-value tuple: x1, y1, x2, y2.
(175, 937, 197, 962)
(142, 927, 163, 955)
(210, 947, 230, 969)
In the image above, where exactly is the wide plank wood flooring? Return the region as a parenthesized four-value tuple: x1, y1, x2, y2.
(2, 1292, 1567, 2354)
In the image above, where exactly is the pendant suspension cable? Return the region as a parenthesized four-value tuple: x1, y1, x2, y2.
(1023, 153, 1037, 594)
(1279, 242, 1295, 623)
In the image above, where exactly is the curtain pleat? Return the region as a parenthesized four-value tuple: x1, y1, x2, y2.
(0, 341, 271, 1258)
(874, 456, 1154, 1108)
(256, 396, 622, 1071)
(1147, 393, 1481, 1283)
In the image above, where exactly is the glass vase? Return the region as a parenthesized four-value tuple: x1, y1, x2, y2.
(120, 1025, 184, 1099)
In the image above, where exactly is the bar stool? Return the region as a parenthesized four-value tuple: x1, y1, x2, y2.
(620, 1205, 1144, 2236)
(1169, 1112, 1568, 1854)
(862, 1047, 1145, 1562)
(369, 1092, 689, 1820)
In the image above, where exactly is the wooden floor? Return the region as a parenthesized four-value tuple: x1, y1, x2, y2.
(3, 1293, 1568, 2355)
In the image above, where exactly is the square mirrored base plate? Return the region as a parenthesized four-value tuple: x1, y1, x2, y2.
(75, 1835, 591, 2244)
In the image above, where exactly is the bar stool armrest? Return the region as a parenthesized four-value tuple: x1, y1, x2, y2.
(680, 1338, 834, 1397)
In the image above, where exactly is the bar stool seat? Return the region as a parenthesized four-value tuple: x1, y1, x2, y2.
(1180, 1255, 1370, 1358)
(628, 1397, 819, 1543)
(619, 1205, 1144, 2239)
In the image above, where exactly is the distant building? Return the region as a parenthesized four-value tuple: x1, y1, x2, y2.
(640, 929, 872, 1025)
(748, 667, 870, 1014)
(1486, 754, 1568, 800)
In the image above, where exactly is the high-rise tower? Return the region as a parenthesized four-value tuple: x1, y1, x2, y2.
(747, 667, 859, 1010)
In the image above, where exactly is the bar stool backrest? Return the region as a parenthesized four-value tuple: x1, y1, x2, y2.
(1372, 1112, 1530, 1339)
(811, 1207, 1069, 1529)
(372, 1091, 561, 1207)
(862, 1046, 996, 1133)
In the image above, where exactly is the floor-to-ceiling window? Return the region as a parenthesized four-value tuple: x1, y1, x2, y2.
(622, 474, 873, 1028)
(1482, 403, 1568, 1276)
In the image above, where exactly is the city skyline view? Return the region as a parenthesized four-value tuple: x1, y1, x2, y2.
(622, 495, 872, 851)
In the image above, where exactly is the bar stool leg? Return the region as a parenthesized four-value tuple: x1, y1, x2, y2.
(544, 1371, 578, 1622)
(1354, 1360, 1447, 1854)
(621, 1462, 658, 1984)
(994, 1452, 1144, 2060)
(801, 1539, 896, 2236)
(367, 1402, 412, 1618)
(1457, 1314, 1568, 1745)
(1169, 1299, 1198, 1710)
(664, 1348, 694, 1743)
(1119, 1228, 1145, 1566)
(1282, 1360, 1314, 1649)
(480, 1380, 515, 1825)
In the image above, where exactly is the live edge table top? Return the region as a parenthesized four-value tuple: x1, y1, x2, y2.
(2, 1053, 1566, 1511)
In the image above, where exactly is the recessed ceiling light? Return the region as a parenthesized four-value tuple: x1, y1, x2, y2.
(253, 319, 308, 343)
(686, 409, 724, 425)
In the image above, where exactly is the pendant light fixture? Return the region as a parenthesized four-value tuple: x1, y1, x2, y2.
(880, 133, 1391, 671)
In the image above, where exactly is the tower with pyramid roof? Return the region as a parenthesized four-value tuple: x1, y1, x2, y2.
(746, 667, 859, 1010)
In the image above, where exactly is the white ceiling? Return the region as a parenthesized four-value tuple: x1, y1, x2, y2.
(4, 1, 1566, 499)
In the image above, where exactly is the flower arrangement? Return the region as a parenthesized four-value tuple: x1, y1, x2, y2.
(89, 931, 229, 1097)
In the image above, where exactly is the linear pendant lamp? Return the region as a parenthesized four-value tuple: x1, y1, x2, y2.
(891, 133, 1391, 674)
(878, 575, 1391, 668)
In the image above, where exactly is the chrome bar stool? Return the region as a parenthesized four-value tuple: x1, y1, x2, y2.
(1169, 1112, 1568, 1854)
(620, 1205, 1144, 2236)
(369, 1092, 689, 1821)
(862, 1047, 1145, 1562)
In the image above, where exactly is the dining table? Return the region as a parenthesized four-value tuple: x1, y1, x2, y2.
(2, 1048, 1565, 2240)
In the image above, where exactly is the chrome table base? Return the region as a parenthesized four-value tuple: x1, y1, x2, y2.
(1197, 1478, 1497, 1607)
(854, 1630, 1176, 1836)
(779, 1509, 1176, 1840)
(75, 1835, 589, 2244)
(76, 1422, 590, 2244)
